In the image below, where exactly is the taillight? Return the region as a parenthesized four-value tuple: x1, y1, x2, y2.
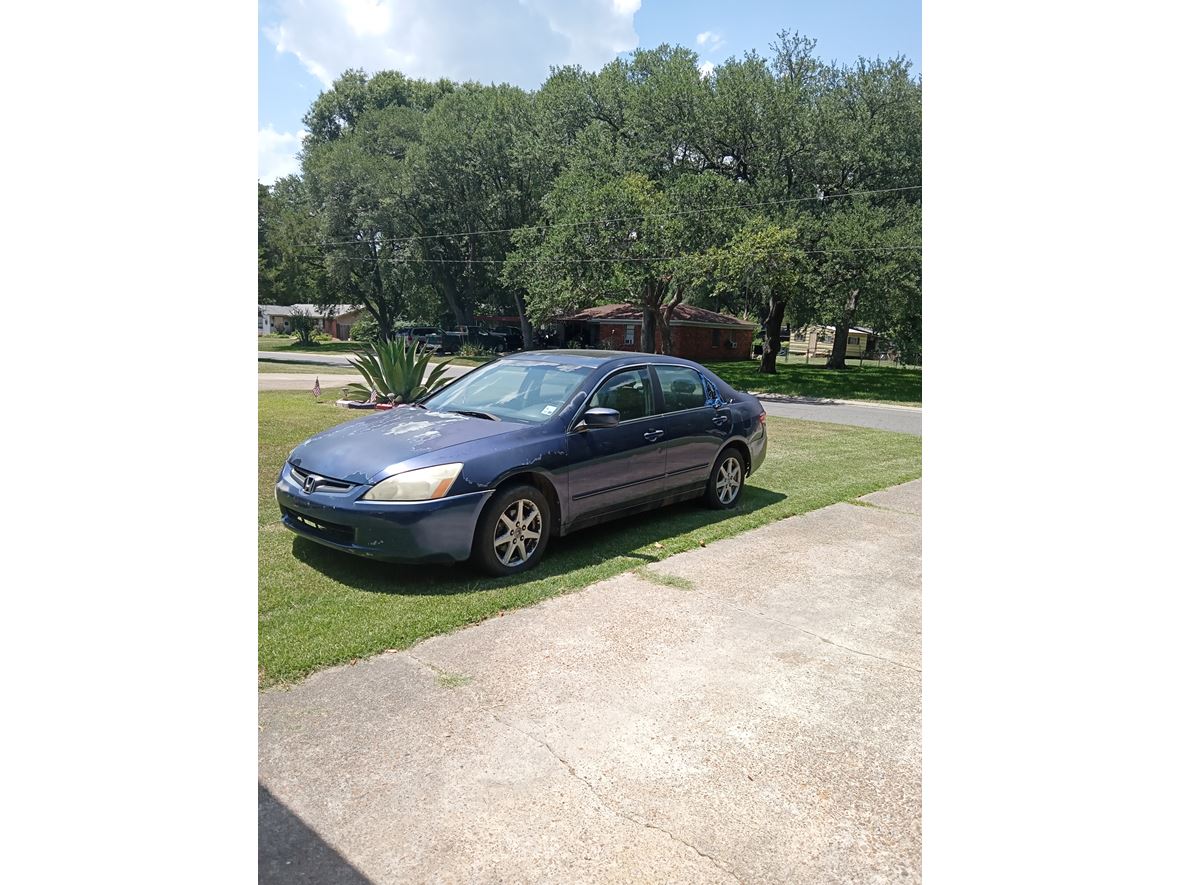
(758, 411, 767, 426)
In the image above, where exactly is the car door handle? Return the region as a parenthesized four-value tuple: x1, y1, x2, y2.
(712, 415, 729, 426)
(643, 429, 665, 442)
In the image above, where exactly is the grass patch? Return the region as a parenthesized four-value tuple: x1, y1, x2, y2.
(258, 361, 360, 375)
(257, 335, 364, 354)
(704, 359, 922, 405)
(259, 388, 922, 687)
(634, 567, 696, 591)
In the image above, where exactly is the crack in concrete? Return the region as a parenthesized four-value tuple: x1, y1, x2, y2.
(489, 711, 743, 885)
(700, 593, 922, 674)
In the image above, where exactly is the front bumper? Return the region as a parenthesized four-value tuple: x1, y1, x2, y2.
(275, 463, 494, 563)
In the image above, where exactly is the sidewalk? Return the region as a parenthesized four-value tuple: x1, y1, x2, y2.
(260, 479, 922, 883)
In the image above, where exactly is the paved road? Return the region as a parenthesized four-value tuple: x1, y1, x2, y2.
(761, 398, 922, 436)
(259, 480, 922, 884)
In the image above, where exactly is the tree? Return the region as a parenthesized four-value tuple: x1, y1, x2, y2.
(406, 84, 555, 343)
(505, 172, 740, 352)
(800, 199, 921, 368)
(258, 177, 326, 305)
(288, 308, 319, 345)
(696, 217, 809, 373)
(299, 71, 443, 340)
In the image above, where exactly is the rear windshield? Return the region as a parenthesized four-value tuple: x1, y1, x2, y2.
(423, 360, 593, 424)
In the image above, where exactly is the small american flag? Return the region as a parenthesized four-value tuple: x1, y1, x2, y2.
(312, 377, 321, 398)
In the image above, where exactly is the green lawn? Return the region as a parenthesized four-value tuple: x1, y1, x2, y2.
(705, 359, 922, 405)
(257, 335, 365, 354)
(258, 361, 359, 375)
(259, 388, 922, 687)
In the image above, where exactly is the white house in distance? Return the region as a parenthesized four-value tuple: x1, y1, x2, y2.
(258, 304, 365, 339)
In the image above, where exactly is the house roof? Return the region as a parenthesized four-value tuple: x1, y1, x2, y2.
(560, 303, 756, 329)
(258, 304, 364, 318)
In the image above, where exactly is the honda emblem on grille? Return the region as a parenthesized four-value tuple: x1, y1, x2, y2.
(303, 474, 318, 493)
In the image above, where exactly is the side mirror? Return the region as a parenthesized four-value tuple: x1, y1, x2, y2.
(576, 407, 621, 431)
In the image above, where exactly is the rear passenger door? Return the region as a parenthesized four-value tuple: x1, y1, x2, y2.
(654, 365, 731, 495)
(566, 367, 667, 522)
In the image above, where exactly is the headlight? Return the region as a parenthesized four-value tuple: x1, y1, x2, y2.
(361, 463, 463, 502)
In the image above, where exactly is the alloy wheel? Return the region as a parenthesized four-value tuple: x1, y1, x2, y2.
(716, 456, 743, 505)
(493, 499, 543, 567)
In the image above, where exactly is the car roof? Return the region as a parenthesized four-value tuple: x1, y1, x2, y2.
(500, 349, 707, 370)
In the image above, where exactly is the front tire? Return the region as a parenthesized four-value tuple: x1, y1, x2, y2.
(705, 448, 746, 509)
(471, 483, 551, 576)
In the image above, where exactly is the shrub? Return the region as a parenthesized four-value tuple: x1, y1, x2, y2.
(349, 313, 382, 344)
(342, 338, 453, 404)
(289, 309, 319, 345)
(457, 343, 496, 358)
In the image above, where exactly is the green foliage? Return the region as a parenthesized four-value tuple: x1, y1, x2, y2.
(347, 312, 382, 344)
(458, 343, 496, 358)
(343, 337, 452, 404)
(288, 309, 319, 346)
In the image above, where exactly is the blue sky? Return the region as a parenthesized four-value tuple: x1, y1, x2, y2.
(259, 0, 921, 183)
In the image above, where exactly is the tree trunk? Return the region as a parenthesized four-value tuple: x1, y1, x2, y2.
(658, 287, 684, 355)
(827, 323, 850, 369)
(439, 275, 469, 329)
(759, 298, 786, 373)
(826, 288, 860, 369)
(640, 304, 658, 353)
(512, 291, 534, 350)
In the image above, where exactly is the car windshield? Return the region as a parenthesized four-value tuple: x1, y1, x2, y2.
(422, 360, 593, 424)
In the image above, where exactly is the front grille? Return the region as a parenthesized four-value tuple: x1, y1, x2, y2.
(281, 507, 356, 546)
(289, 464, 355, 494)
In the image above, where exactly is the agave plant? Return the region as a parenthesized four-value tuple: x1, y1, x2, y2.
(342, 338, 452, 405)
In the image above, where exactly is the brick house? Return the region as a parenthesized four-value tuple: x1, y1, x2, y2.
(555, 303, 754, 362)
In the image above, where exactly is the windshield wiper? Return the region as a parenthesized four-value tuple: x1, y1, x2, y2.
(447, 409, 500, 421)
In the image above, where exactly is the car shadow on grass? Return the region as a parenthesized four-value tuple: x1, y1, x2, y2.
(289, 485, 787, 595)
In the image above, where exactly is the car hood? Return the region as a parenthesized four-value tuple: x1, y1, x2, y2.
(288, 406, 523, 485)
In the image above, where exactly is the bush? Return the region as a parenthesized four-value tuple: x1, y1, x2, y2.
(349, 313, 382, 344)
(458, 343, 496, 358)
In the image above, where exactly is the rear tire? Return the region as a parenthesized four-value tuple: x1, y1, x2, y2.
(471, 483, 551, 576)
(705, 448, 746, 510)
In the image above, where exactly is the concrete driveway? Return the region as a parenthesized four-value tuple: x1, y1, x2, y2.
(259, 480, 922, 883)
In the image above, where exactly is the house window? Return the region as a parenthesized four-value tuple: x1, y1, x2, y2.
(623, 324, 635, 345)
(712, 328, 721, 347)
(818, 330, 828, 342)
(794, 330, 807, 341)
(848, 335, 860, 345)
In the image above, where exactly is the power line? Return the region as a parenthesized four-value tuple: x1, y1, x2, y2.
(300, 184, 921, 250)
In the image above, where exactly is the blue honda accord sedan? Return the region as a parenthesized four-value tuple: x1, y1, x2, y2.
(276, 350, 767, 575)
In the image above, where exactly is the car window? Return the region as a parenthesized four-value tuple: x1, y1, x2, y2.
(654, 366, 706, 412)
(588, 369, 653, 422)
(423, 361, 592, 424)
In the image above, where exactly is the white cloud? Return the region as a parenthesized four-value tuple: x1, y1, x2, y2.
(695, 30, 723, 51)
(258, 126, 307, 184)
(697, 60, 715, 78)
(264, 0, 642, 90)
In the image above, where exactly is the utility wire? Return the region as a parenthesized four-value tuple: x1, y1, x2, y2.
(298, 184, 921, 249)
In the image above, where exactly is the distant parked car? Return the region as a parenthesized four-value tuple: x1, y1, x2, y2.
(276, 351, 768, 575)
(489, 325, 524, 351)
(395, 326, 440, 347)
(422, 330, 463, 354)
